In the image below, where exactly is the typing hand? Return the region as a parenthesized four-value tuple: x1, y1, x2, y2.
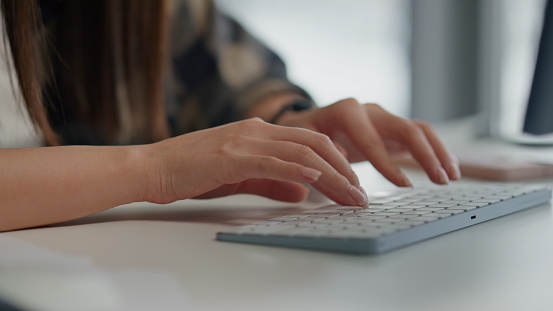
(277, 98, 461, 186)
(137, 118, 368, 207)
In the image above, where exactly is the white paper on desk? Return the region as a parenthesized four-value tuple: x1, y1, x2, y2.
(0, 235, 193, 311)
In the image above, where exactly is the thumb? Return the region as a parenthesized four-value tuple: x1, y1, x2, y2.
(195, 179, 310, 202)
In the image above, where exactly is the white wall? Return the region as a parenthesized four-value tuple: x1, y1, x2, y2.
(216, 0, 412, 117)
(0, 23, 41, 148)
(495, 0, 547, 140)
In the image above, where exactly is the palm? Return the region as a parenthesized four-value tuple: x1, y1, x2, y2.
(194, 179, 309, 202)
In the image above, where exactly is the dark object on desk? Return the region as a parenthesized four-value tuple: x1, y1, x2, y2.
(0, 297, 26, 311)
(524, 0, 553, 135)
(217, 183, 551, 254)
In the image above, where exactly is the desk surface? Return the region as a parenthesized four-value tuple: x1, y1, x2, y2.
(3, 119, 553, 311)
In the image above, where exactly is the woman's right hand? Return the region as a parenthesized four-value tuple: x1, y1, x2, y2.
(137, 118, 368, 207)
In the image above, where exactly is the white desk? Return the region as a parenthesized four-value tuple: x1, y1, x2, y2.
(3, 119, 553, 311)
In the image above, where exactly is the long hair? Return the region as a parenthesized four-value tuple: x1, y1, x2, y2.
(1, 0, 169, 145)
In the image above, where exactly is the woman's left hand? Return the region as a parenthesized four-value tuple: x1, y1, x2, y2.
(277, 98, 461, 187)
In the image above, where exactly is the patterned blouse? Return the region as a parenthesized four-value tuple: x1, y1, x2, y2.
(39, 0, 312, 144)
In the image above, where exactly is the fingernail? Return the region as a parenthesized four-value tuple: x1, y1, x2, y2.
(359, 186, 370, 209)
(448, 162, 461, 180)
(300, 167, 322, 182)
(351, 168, 361, 187)
(435, 167, 449, 185)
(348, 185, 367, 206)
(360, 186, 367, 197)
(399, 174, 413, 188)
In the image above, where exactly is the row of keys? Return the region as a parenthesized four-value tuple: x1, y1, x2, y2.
(228, 184, 546, 239)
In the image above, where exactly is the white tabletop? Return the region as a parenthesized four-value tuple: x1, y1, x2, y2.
(2, 120, 553, 311)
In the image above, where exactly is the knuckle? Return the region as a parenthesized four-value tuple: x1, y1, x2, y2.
(236, 118, 266, 132)
(367, 103, 384, 111)
(221, 159, 246, 183)
(218, 133, 258, 156)
(254, 156, 279, 175)
(336, 98, 361, 110)
(407, 127, 424, 144)
(415, 120, 433, 132)
(217, 136, 239, 156)
(331, 103, 361, 120)
(255, 156, 271, 170)
(249, 117, 264, 122)
(329, 169, 347, 185)
(312, 132, 332, 146)
(294, 144, 314, 159)
(402, 122, 424, 139)
(341, 97, 358, 104)
(215, 139, 248, 182)
(362, 135, 383, 149)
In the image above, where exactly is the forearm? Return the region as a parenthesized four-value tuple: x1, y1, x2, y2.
(0, 145, 146, 231)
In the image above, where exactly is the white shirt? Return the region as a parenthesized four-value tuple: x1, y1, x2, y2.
(0, 24, 42, 148)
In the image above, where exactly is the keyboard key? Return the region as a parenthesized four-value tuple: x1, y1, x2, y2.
(413, 201, 441, 206)
(268, 216, 301, 221)
(395, 205, 427, 209)
(356, 209, 386, 214)
(313, 220, 346, 225)
(388, 214, 420, 219)
(384, 208, 414, 213)
(458, 202, 488, 208)
(432, 210, 460, 217)
(470, 198, 501, 204)
(428, 203, 460, 208)
(447, 206, 477, 211)
(401, 210, 433, 215)
(374, 218, 400, 223)
(416, 214, 444, 221)
(357, 215, 387, 220)
(443, 200, 470, 205)
(367, 212, 400, 216)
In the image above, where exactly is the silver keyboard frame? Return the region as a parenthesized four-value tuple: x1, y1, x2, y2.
(217, 185, 552, 254)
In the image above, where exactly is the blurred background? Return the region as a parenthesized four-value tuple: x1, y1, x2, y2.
(217, 0, 411, 117)
(217, 0, 547, 138)
(0, 0, 546, 146)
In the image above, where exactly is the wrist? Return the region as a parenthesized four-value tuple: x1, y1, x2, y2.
(122, 144, 156, 203)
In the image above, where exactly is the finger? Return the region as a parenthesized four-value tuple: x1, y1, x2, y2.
(391, 120, 450, 184)
(364, 105, 451, 185)
(413, 120, 461, 180)
(262, 124, 361, 188)
(334, 142, 349, 159)
(330, 101, 412, 187)
(232, 118, 360, 188)
(238, 140, 367, 207)
(224, 155, 323, 185)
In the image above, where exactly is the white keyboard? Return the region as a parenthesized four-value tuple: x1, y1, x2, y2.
(217, 183, 552, 254)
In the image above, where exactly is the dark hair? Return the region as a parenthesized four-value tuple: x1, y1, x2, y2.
(1, 0, 169, 145)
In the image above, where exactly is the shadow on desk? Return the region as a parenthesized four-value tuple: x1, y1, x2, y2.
(46, 191, 332, 230)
